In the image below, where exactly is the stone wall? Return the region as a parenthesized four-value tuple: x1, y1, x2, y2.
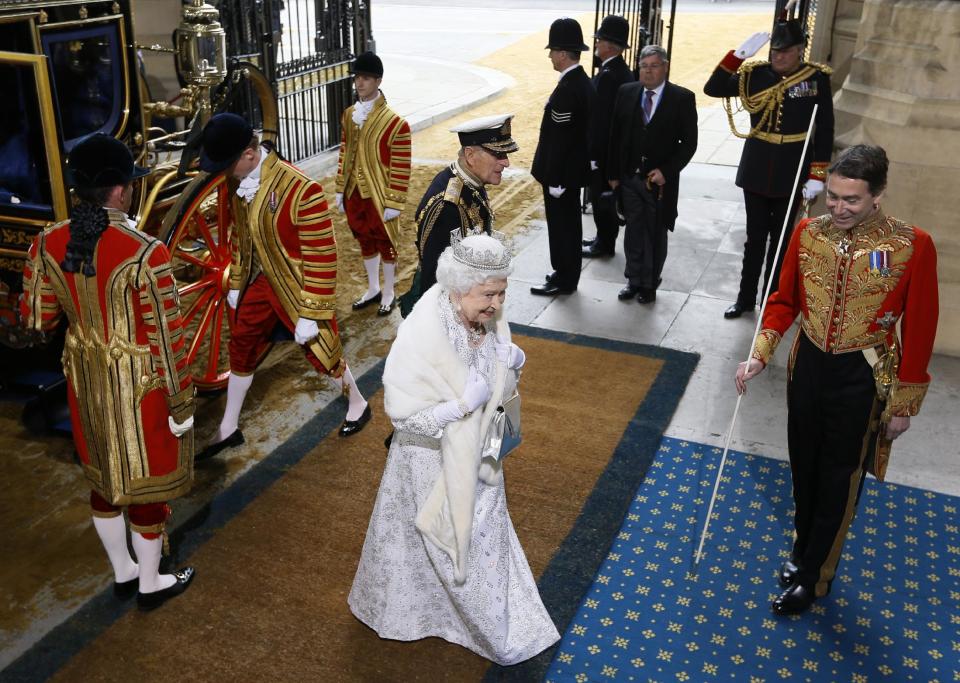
(830, 0, 960, 355)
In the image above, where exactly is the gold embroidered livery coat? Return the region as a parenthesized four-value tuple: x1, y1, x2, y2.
(334, 96, 412, 248)
(229, 152, 343, 372)
(21, 210, 195, 505)
(752, 214, 939, 417)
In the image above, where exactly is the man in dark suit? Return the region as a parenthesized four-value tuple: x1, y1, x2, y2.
(583, 15, 635, 259)
(607, 45, 698, 304)
(530, 17, 595, 297)
(704, 19, 834, 319)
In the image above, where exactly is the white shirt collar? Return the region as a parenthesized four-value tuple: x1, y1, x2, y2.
(236, 146, 269, 202)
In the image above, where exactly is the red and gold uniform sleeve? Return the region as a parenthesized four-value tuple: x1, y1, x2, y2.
(751, 220, 807, 365)
(334, 109, 350, 194)
(20, 232, 63, 332)
(382, 117, 411, 211)
(296, 180, 338, 321)
(139, 242, 195, 423)
(702, 51, 744, 98)
(887, 230, 938, 417)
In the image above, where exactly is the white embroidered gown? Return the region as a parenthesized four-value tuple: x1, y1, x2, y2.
(348, 294, 559, 665)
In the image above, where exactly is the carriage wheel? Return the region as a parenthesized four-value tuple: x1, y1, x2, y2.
(162, 173, 234, 391)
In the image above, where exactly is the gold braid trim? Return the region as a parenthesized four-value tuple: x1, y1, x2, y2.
(884, 381, 928, 419)
(723, 62, 827, 140)
(751, 329, 782, 365)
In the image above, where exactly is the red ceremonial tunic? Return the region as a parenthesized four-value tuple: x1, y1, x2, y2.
(21, 209, 195, 509)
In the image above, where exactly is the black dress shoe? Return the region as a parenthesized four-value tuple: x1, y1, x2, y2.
(339, 404, 372, 437)
(636, 288, 656, 304)
(114, 577, 138, 600)
(530, 283, 575, 296)
(195, 429, 244, 462)
(582, 243, 614, 258)
(779, 559, 799, 588)
(582, 238, 596, 247)
(545, 271, 560, 284)
(377, 297, 395, 316)
(352, 291, 382, 310)
(618, 285, 639, 300)
(772, 583, 816, 615)
(724, 302, 752, 319)
(137, 567, 195, 611)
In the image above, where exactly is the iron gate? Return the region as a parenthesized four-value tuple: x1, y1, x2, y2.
(218, 0, 372, 162)
(592, 0, 669, 76)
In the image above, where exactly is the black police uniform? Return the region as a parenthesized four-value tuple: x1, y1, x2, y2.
(587, 53, 635, 255)
(704, 48, 834, 310)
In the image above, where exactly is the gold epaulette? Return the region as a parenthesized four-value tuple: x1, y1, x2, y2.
(443, 175, 463, 204)
(737, 60, 769, 75)
(806, 61, 833, 76)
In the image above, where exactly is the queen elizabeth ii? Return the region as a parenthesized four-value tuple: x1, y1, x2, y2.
(348, 231, 559, 664)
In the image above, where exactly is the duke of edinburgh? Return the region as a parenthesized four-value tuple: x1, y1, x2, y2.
(335, 51, 412, 316)
(21, 134, 196, 610)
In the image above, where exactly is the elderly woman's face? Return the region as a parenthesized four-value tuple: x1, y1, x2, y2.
(459, 277, 508, 324)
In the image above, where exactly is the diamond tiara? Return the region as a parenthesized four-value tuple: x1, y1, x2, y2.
(450, 228, 512, 271)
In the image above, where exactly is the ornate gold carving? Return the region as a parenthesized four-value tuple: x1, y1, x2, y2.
(79, 5, 88, 19)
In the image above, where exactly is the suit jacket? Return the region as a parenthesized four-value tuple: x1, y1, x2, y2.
(531, 64, 595, 189)
(589, 55, 635, 176)
(607, 81, 698, 226)
(21, 209, 194, 506)
(704, 53, 834, 197)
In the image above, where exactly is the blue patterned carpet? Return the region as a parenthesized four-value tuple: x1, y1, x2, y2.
(545, 437, 960, 683)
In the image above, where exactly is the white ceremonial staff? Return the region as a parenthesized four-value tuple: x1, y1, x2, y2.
(693, 104, 819, 568)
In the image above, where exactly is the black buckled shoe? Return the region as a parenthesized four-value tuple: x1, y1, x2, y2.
(779, 559, 799, 588)
(195, 429, 244, 462)
(772, 583, 816, 615)
(136, 567, 195, 611)
(636, 288, 657, 304)
(352, 291, 382, 310)
(377, 297, 395, 316)
(618, 285, 639, 301)
(724, 302, 753, 319)
(339, 404, 372, 437)
(113, 577, 138, 600)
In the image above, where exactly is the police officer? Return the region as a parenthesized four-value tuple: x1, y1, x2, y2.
(530, 17, 595, 296)
(583, 15, 635, 258)
(704, 18, 834, 319)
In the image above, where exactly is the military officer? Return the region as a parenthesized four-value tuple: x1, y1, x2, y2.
(197, 113, 371, 461)
(21, 134, 196, 610)
(409, 114, 518, 303)
(736, 145, 939, 615)
(583, 14, 635, 258)
(704, 18, 834, 319)
(530, 17, 595, 296)
(334, 52, 412, 316)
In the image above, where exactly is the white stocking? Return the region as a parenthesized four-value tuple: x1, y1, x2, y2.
(382, 260, 396, 306)
(132, 533, 176, 594)
(92, 515, 138, 583)
(217, 372, 254, 441)
(335, 363, 368, 421)
(362, 255, 381, 300)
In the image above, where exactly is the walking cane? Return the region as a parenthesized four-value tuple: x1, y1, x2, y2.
(692, 104, 820, 568)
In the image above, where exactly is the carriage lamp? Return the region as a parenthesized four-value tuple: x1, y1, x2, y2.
(174, 0, 227, 88)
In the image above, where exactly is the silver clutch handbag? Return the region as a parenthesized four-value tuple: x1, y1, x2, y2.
(484, 390, 521, 461)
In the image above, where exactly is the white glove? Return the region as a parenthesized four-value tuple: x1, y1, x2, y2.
(226, 289, 239, 309)
(460, 366, 491, 414)
(432, 399, 465, 428)
(335, 193, 344, 212)
(590, 160, 598, 171)
(734, 31, 770, 59)
(168, 415, 194, 438)
(548, 185, 566, 199)
(802, 178, 824, 201)
(383, 207, 401, 222)
(294, 317, 319, 345)
(494, 337, 526, 370)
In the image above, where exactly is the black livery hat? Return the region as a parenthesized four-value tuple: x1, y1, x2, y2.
(351, 51, 384, 78)
(199, 113, 254, 174)
(450, 114, 519, 154)
(595, 15, 630, 49)
(770, 19, 806, 49)
(67, 133, 149, 189)
(545, 17, 588, 52)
